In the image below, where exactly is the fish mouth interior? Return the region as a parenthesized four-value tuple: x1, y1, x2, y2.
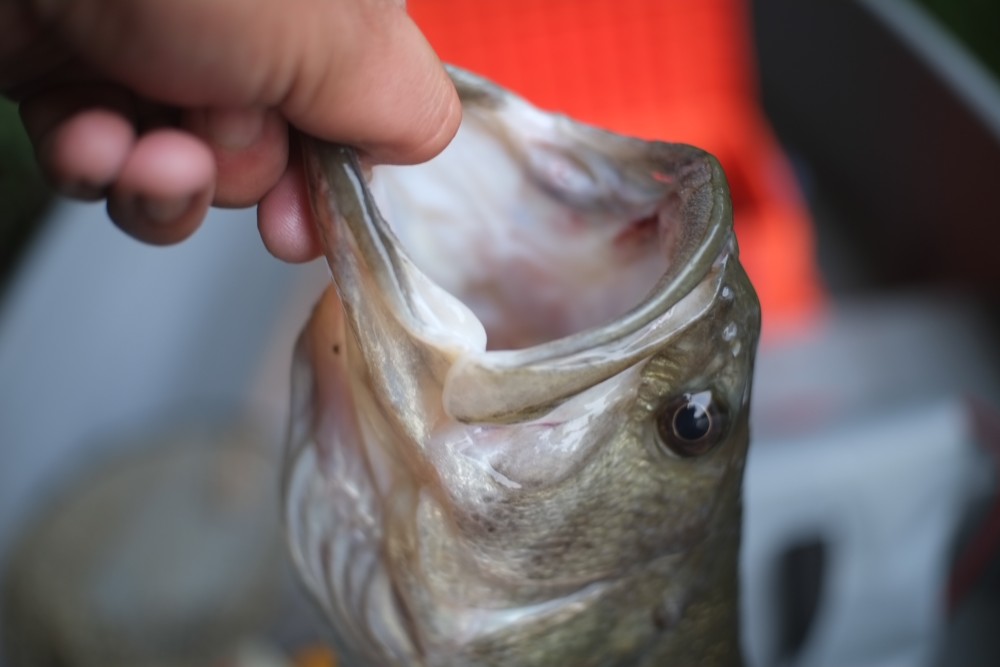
(370, 115, 682, 352)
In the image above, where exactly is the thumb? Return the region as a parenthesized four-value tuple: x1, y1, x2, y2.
(278, 1, 462, 164)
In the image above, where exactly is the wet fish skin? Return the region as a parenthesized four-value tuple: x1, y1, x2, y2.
(284, 68, 759, 666)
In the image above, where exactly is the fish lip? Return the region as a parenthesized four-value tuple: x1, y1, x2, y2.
(302, 67, 740, 423)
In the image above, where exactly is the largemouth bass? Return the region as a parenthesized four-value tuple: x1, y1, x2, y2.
(284, 69, 760, 666)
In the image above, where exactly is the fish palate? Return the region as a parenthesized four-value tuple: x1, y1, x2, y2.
(283, 68, 760, 666)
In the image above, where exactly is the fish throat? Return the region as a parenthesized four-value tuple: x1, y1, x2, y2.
(368, 114, 684, 351)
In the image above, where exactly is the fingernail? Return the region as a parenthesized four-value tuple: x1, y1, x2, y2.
(205, 108, 265, 150)
(139, 195, 192, 224)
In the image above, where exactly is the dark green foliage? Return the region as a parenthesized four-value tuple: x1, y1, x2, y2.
(0, 98, 51, 290)
(915, 0, 1000, 76)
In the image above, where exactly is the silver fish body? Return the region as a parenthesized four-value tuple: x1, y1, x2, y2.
(284, 69, 760, 666)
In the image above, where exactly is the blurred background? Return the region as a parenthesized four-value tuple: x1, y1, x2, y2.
(1, 0, 999, 665)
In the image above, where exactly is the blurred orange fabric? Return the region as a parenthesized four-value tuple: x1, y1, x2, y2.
(410, 0, 824, 333)
(293, 645, 339, 667)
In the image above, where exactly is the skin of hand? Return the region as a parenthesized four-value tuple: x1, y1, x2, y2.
(0, 0, 461, 262)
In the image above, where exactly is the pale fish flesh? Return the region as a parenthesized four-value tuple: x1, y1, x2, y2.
(283, 68, 760, 666)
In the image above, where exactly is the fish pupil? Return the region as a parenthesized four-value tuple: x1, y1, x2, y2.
(673, 403, 711, 441)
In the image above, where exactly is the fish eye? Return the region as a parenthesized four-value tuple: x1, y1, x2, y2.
(655, 391, 726, 458)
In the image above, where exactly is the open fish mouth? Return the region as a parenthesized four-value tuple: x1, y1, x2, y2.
(285, 67, 759, 667)
(302, 67, 737, 423)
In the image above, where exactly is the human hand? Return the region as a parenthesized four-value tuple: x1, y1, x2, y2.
(1, 0, 461, 262)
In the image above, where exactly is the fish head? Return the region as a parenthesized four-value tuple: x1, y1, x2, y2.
(285, 68, 759, 666)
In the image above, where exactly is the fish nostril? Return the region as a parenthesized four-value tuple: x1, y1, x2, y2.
(650, 596, 685, 633)
(776, 537, 828, 662)
(651, 603, 672, 631)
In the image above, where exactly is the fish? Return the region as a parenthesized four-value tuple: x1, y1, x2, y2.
(283, 68, 760, 667)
